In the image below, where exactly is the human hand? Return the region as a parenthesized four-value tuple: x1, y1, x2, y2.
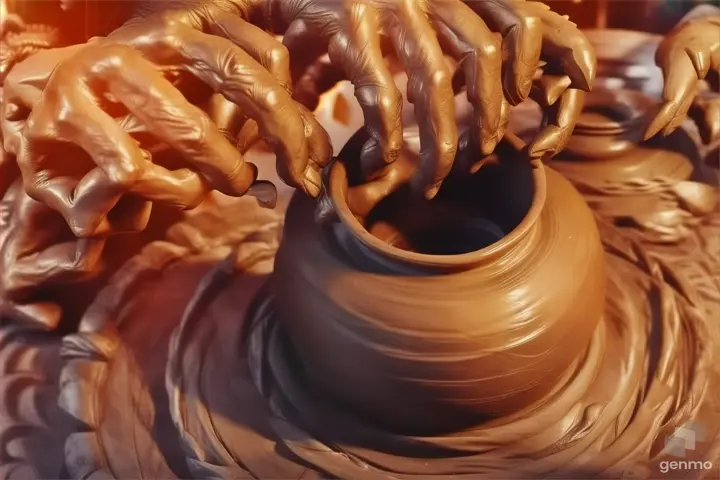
(273, 0, 595, 199)
(0, 180, 106, 330)
(1, 6, 331, 238)
(646, 13, 720, 144)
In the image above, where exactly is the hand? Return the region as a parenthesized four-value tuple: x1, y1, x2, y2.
(646, 13, 720, 144)
(272, 0, 595, 199)
(0, 180, 106, 330)
(2, 5, 331, 238)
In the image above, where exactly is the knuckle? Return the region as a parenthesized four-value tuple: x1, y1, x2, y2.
(258, 85, 286, 110)
(93, 45, 132, 73)
(386, 137, 403, 156)
(520, 14, 540, 31)
(179, 117, 209, 148)
(378, 86, 403, 113)
(69, 221, 97, 239)
(429, 69, 451, 89)
(266, 45, 290, 71)
(24, 114, 54, 143)
(158, 11, 185, 33)
(107, 162, 144, 189)
(22, 179, 43, 202)
(161, 31, 184, 50)
(479, 41, 500, 61)
(438, 140, 458, 159)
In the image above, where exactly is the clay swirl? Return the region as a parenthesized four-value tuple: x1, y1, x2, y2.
(240, 209, 719, 479)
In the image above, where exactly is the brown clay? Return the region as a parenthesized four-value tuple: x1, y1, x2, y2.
(1, 2, 719, 479)
(273, 130, 606, 434)
(42, 132, 719, 479)
(548, 87, 717, 242)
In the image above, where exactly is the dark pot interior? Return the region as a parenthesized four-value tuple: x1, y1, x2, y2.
(338, 129, 536, 257)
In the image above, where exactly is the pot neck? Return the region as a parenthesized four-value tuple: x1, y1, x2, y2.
(322, 156, 547, 276)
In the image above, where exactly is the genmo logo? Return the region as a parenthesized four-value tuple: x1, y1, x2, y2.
(659, 421, 714, 474)
(659, 460, 714, 474)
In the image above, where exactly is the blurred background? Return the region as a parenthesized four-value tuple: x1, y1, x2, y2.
(4, 0, 720, 43)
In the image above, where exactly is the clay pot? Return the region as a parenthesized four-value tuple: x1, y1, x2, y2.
(273, 131, 606, 435)
(563, 88, 656, 160)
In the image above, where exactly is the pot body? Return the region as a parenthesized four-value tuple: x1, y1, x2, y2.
(273, 140, 606, 435)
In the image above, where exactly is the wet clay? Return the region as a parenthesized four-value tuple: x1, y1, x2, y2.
(1, 3, 719, 479)
(39, 129, 718, 479)
(547, 87, 720, 334)
(273, 131, 607, 434)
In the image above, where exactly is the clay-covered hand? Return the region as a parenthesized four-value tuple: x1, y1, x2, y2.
(0, 180, 106, 330)
(497, 1, 596, 160)
(646, 12, 720, 144)
(276, 0, 595, 198)
(1, 6, 331, 238)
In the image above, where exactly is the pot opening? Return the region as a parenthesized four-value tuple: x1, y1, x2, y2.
(574, 88, 654, 132)
(362, 155, 535, 256)
(580, 104, 635, 126)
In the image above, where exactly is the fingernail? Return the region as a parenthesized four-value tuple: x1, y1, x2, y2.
(470, 160, 487, 175)
(425, 183, 442, 200)
(686, 47, 710, 78)
(644, 125, 661, 142)
(303, 168, 322, 198)
(481, 136, 499, 156)
(528, 132, 558, 158)
(519, 77, 533, 102)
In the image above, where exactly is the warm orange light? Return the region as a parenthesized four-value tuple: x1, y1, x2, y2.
(0, 0, 7, 23)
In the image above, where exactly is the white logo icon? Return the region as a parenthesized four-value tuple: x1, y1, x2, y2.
(663, 421, 707, 458)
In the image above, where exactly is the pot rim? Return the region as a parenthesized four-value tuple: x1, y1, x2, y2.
(575, 88, 656, 133)
(327, 155, 547, 269)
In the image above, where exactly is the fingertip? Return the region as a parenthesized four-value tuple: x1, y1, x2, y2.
(425, 182, 442, 200)
(480, 136, 500, 156)
(685, 47, 710, 79)
(644, 106, 676, 141)
(224, 161, 257, 197)
(528, 126, 562, 158)
(302, 166, 322, 198)
(566, 48, 596, 92)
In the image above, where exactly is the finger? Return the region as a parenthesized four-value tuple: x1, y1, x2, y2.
(514, 2, 596, 92)
(129, 163, 210, 210)
(689, 94, 720, 144)
(18, 90, 146, 237)
(646, 48, 698, 140)
(129, 25, 313, 195)
(431, 2, 505, 155)
(204, 8, 292, 92)
(293, 58, 347, 110)
(664, 19, 720, 81)
(83, 44, 256, 197)
(0, 194, 107, 299)
(530, 75, 572, 107)
(325, 4, 403, 175)
(297, 104, 333, 196)
(283, 19, 331, 87)
(205, 93, 248, 141)
(464, 0, 542, 105)
(391, 3, 458, 199)
(2, 237, 106, 300)
(528, 88, 585, 158)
